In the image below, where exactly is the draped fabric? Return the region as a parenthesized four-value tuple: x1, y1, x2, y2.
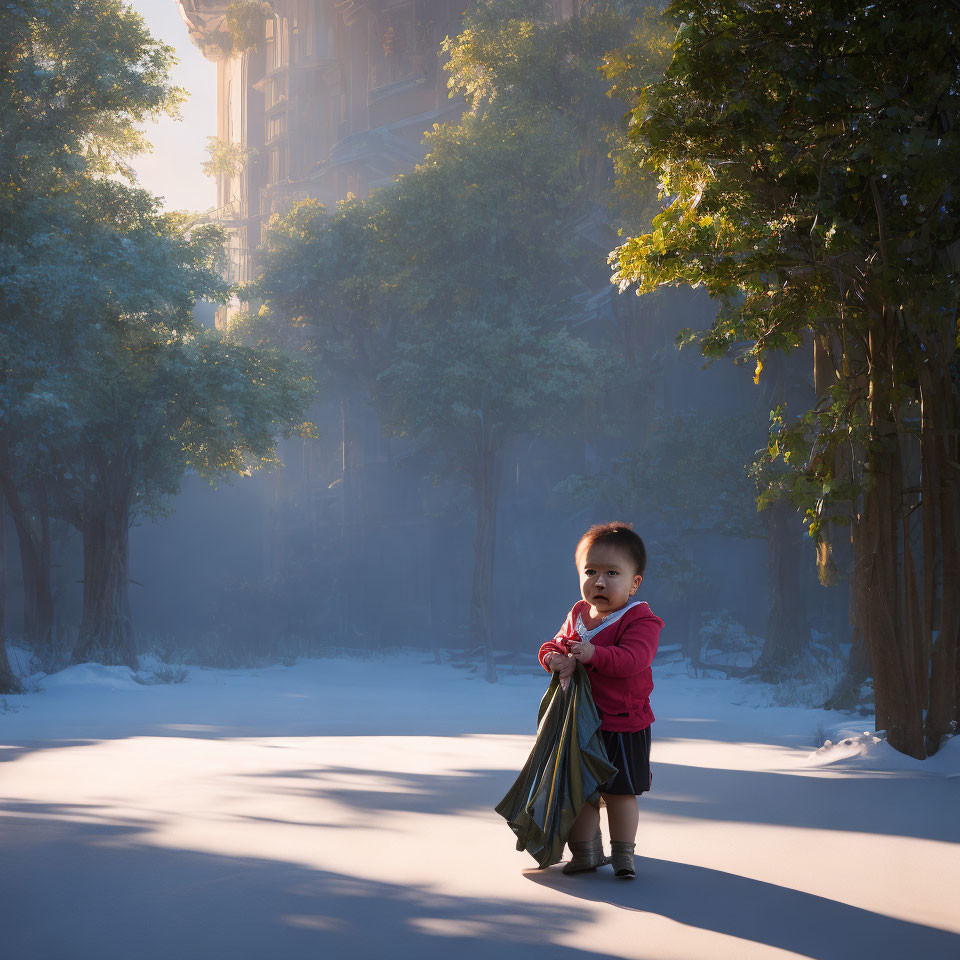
(495, 663, 616, 868)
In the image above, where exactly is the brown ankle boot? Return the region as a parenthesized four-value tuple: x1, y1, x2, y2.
(610, 840, 636, 878)
(562, 831, 606, 874)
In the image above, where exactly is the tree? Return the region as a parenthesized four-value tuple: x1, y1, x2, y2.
(746, 350, 827, 682)
(0, 178, 315, 670)
(0, 493, 16, 693)
(607, 0, 960, 756)
(377, 115, 613, 680)
(444, 0, 669, 215)
(557, 408, 766, 643)
(0, 0, 316, 675)
(57, 189, 315, 667)
(0, 0, 181, 190)
(0, 183, 171, 663)
(68, 322, 315, 667)
(253, 106, 609, 678)
(202, 137, 257, 180)
(0, 0, 181, 686)
(246, 194, 401, 588)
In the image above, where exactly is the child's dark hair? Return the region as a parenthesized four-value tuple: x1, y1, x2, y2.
(576, 522, 646, 577)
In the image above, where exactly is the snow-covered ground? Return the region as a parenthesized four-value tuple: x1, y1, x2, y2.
(2, 647, 958, 959)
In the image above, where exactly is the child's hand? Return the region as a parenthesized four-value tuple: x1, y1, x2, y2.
(546, 653, 576, 678)
(569, 640, 595, 664)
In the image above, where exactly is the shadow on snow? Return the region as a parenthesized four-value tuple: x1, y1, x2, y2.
(526, 858, 960, 960)
(0, 803, 600, 960)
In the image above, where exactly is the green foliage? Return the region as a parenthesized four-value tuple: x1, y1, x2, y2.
(608, 0, 960, 537)
(254, 107, 606, 465)
(0, 0, 182, 189)
(386, 111, 590, 323)
(380, 311, 607, 465)
(750, 395, 870, 536)
(2, 177, 315, 531)
(558, 412, 764, 537)
(556, 410, 765, 601)
(0, 0, 188, 531)
(244, 196, 391, 385)
(226, 1, 272, 55)
(443, 1, 556, 110)
(0, 0, 315, 654)
(201, 136, 257, 180)
(80, 325, 315, 519)
(444, 0, 669, 217)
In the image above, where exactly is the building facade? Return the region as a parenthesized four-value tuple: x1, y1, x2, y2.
(176, 0, 465, 294)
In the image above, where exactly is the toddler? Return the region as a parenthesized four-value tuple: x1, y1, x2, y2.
(539, 522, 663, 879)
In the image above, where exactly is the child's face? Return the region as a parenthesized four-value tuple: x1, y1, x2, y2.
(577, 543, 642, 616)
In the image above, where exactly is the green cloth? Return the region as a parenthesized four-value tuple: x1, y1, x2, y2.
(495, 663, 616, 868)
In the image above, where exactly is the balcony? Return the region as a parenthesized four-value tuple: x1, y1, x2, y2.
(367, 74, 427, 106)
(175, 0, 232, 62)
(191, 198, 244, 228)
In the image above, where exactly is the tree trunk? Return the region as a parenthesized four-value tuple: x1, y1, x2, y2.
(824, 527, 871, 713)
(0, 491, 5, 644)
(73, 489, 136, 667)
(338, 394, 367, 646)
(754, 500, 811, 681)
(0, 494, 20, 694)
(823, 621, 871, 711)
(753, 349, 816, 681)
(924, 367, 960, 753)
(3, 488, 54, 651)
(857, 438, 925, 758)
(469, 449, 502, 683)
(951, 395, 960, 734)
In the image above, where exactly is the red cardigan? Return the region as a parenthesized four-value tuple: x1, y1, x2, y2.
(538, 600, 664, 732)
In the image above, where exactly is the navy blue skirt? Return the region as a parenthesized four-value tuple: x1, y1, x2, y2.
(599, 726, 651, 795)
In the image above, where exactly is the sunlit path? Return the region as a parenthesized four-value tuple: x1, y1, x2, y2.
(2, 655, 958, 960)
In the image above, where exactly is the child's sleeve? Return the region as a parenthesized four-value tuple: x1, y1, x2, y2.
(589, 610, 662, 678)
(538, 606, 577, 671)
(538, 640, 566, 670)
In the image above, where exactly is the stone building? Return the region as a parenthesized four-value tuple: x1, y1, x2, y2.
(176, 0, 465, 292)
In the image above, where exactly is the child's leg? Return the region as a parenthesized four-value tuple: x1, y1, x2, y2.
(568, 799, 601, 842)
(600, 793, 639, 843)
